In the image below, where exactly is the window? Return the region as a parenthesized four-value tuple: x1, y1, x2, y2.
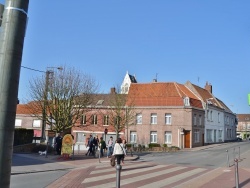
(218, 130, 222, 139)
(103, 115, 109, 125)
(184, 97, 190, 106)
(91, 114, 97, 125)
(150, 113, 157, 124)
(165, 132, 172, 144)
(32, 120, 41, 127)
(218, 113, 220, 123)
(130, 131, 137, 143)
(194, 129, 199, 143)
(199, 115, 202, 126)
(210, 111, 213, 121)
(81, 114, 86, 125)
(150, 131, 157, 143)
(136, 113, 142, 124)
(165, 114, 171, 125)
(206, 129, 212, 142)
(76, 132, 85, 143)
(194, 114, 197, 125)
(15, 119, 22, 127)
(247, 124, 250, 130)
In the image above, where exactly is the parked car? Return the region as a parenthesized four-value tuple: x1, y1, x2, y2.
(236, 137, 242, 142)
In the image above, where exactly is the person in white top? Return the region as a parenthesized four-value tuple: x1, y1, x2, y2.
(112, 137, 126, 165)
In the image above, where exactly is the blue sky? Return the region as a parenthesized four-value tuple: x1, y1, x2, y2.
(1, 0, 250, 113)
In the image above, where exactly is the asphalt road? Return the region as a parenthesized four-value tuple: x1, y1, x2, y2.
(137, 141, 250, 168)
(10, 141, 250, 188)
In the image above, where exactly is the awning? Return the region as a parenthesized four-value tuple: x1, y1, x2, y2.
(34, 130, 41, 137)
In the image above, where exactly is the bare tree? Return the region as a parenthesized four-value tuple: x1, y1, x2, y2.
(27, 66, 99, 134)
(106, 87, 136, 140)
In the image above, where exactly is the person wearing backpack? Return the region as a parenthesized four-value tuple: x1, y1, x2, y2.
(99, 137, 106, 157)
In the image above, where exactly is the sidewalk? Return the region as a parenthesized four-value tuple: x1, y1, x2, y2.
(11, 152, 139, 175)
(12, 144, 250, 187)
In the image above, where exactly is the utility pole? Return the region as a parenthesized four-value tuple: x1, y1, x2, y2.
(0, 0, 29, 187)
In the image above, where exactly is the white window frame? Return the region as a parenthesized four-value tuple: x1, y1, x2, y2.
(165, 131, 172, 144)
(32, 120, 41, 128)
(130, 131, 137, 143)
(210, 111, 213, 121)
(104, 115, 109, 125)
(76, 132, 85, 143)
(218, 130, 222, 139)
(199, 115, 202, 126)
(194, 114, 197, 126)
(150, 131, 157, 143)
(92, 114, 97, 125)
(136, 113, 142, 124)
(81, 114, 86, 125)
(15, 119, 22, 127)
(194, 129, 199, 143)
(165, 113, 171, 125)
(150, 113, 157, 124)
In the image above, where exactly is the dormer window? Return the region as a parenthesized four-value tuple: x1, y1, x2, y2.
(184, 97, 190, 106)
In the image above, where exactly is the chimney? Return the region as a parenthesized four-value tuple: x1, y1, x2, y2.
(152, 79, 157, 82)
(110, 87, 116, 94)
(205, 81, 212, 93)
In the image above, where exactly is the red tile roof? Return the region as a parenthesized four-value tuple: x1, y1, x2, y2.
(127, 82, 203, 108)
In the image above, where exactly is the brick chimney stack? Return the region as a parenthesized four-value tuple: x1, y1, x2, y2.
(110, 87, 116, 94)
(205, 81, 212, 93)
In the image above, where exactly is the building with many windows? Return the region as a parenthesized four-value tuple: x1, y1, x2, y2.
(15, 74, 237, 149)
(237, 114, 250, 139)
(126, 81, 205, 149)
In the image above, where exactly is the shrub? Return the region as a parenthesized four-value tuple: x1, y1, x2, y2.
(31, 144, 54, 153)
(162, 144, 168, 148)
(14, 128, 34, 146)
(171, 146, 180, 150)
(148, 143, 161, 148)
(126, 144, 131, 147)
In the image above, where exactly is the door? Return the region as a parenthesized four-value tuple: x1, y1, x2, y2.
(184, 131, 190, 148)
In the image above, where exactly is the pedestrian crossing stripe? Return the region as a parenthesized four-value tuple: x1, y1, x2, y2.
(138, 168, 206, 188)
(81, 164, 207, 188)
(90, 162, 163, 175)
(83, 164, 169, 183)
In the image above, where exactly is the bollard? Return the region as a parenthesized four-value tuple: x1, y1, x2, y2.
(238, 147, 240, 160)
(116, 164, 122, 188)
(45, 142, 49, 158)
(78, 144, 80, 154)
(234, 148, 236, 160)
(130, 144, 133, 157)
(72, 144, 75, 160)
(98, 147, 101, 163)
(234, 158, 239, 188)
(226, 150, 229, 167)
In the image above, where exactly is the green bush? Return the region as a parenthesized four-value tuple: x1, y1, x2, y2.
(148, 143, 161, 148)
(31, 144, 54, 153)
(170, 146, 180, 150)
(162, 144, 168, 148)
(14, 128, 34, 146)
(126, 144, 131, 147)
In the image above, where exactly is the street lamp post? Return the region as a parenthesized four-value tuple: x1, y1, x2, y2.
(41, 67, 62, 143)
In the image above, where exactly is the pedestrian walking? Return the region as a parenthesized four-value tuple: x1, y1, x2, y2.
(55, 133, 63, 155)
(99, 137, 106, 157)
(112, 137, 126, 165)
(86, 134, 94, 156)
(107, 136, 114, 158)
(122, 139, 127, 164)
